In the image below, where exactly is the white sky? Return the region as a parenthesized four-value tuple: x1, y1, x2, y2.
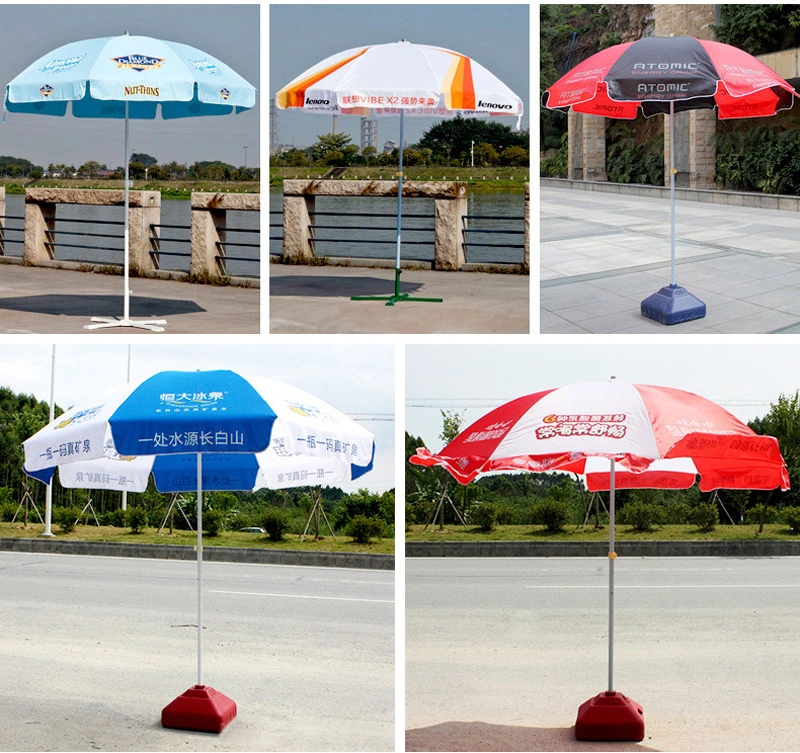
(406, 343, 800, 452)
(0, 343, 395, 494)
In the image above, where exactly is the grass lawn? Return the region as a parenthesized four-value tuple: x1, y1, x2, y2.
(406, 523, 800, 542)
(0, 522, 394, 555)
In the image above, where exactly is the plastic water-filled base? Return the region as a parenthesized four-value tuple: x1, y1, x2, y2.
(161, 685, 237, 733)
(575, 691, 645, 742)
(641, 284, 706, 325)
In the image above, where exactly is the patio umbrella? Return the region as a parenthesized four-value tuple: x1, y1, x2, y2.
(5, 34, 256, 331)
(542, 35, 797, 325)
(276, 39, 524, 305)
(23, 369, 375, 732)
(410, 379, 789, 740)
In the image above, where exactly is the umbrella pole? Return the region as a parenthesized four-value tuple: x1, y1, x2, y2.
(197, 452, 204, 687)
(639, 100, 706, 324)
(351, 108, 442, 305)
(607, 456, 616, 693)
(85, 100, 167, 331)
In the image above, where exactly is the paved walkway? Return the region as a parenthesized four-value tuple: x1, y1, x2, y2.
(541, 186, 800, 334)
(269, 263, 530, 334)
(0, 263, 259, 334)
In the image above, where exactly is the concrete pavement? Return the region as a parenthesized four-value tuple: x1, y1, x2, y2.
(0, 552, 394, 751)
(541, 182, 800, 334)
(269, 263, 530, 334)
(0, 262, 259, 334)
(407, 556, 800, 751)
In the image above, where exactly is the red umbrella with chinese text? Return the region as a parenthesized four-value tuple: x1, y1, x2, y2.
(542, 35, 796, 325)
(411, 379, 789, 740)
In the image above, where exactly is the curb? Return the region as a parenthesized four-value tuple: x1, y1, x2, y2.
(406, 539, 800, 558)
(0, 537, 395, 571)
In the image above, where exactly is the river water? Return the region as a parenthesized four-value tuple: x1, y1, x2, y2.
(269, 187, 525, 265)
(2, 193, 260, 278)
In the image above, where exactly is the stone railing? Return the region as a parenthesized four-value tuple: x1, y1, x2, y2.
(191, 192, 260, 277)
(24, 188, 161, 273)
(282, 179, 468, 270)
(19, 188, 259, 280)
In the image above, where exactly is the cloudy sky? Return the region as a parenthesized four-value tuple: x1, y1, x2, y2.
(269, 3, 530, 149)
(0, 4, 259, 169)
(1, 344, 394, 494)
(406, 343, 800, 451)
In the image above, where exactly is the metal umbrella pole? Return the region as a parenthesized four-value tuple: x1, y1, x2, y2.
(86, 97, 166, 331)
(669, 100, 677, 287)
(352, 108, 442, 305)
(607, 456, 616, 693)
(196, 452, 204, 687)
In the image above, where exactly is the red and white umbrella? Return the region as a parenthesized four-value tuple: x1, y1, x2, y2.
(542, 36, 797, 325)
(410, 379, 789, 740)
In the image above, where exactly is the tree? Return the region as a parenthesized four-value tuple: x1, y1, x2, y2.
(78, 160, 103, 178)
(130, 152, 158, 168)
(417, 117, 529, 164)
(310, 133, 359, 165)
(501, 145, 529, 167)
(472, 142, 500, 167)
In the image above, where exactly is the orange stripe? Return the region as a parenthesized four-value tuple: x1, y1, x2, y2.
(277, 47, 369, 109)
(441, 51, 476, 110)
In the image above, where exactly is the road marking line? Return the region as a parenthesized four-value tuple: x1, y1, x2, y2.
(211, 589, 394, 603)
(525, 584, 800, 590)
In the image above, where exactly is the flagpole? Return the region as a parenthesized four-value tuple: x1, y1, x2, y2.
(41, 345, 55, 537)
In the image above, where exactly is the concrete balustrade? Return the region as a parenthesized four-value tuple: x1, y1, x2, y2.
(282, 179, 468, 270)
(190, 192, 260, 277)
(24, 188, 161, 273)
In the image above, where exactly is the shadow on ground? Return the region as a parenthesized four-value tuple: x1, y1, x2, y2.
(405, 721, 658, 752)
(0, 294, 205, 318)
(269, 274, 425, 298)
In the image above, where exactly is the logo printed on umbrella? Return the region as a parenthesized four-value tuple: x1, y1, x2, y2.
(40, 54, 87, 74)
(55, 405, 104, 429)
(537, 414, 627, 440)
(220, 88, 230, 100)
(188, 58, 221, 76)
(39, 85, 54, 97)
(158, 391, 226, 412)
(633, 62, 699, 71)
(112, 54, 165, 72)
(463, 420, 513, 443)
(477, 100, 513, 109)
(124, 85, 160, 97)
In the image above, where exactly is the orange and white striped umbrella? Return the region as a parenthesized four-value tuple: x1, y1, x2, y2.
(276, 39, 523, 127)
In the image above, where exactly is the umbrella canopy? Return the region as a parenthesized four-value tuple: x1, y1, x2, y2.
(276, 39, 523, 305)
(24, 370, 374, 490)
(542, 36, 797, 325)
(276, 39, 523, 123)
(22, 368, 375, 732)
(541, 35, 795, 119)
(410, 380, 789, 490)
(5, 34, 256, 331)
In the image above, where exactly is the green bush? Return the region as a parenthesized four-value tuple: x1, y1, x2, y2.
(745, 503, 778, 526)
(662, 501, 692, 525)
(55, 507, 80, 534)
(262, 508, 289, 541)
(0, 502, 17, 522)
(106, 508, 127, 528)
(495, 503, 517, 526)
(619, 501, 663, 532)
(202, 508, 225, 537)
(471, 502, 499, 533)
(126, 506, 148, 534)
(531, 498, 570, 533)
(689, 503, 719, 533)
(782, 506, 800, 534)
(346, 515, 384, 544)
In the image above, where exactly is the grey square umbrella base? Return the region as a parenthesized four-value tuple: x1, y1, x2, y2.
(641, 284, 706, 325)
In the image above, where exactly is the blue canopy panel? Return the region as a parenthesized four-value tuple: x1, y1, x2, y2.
(109, 370, 278, 456)
(152, 453, 259, 492)
(24, 465, 55, 485)
(351, 442, 375, 480)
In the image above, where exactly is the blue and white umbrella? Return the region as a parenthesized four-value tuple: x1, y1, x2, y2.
(5, 34, 256, 332)
(22, 369, 375, 730)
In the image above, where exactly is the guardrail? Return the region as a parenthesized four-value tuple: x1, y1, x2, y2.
(13, 188, 259, 279)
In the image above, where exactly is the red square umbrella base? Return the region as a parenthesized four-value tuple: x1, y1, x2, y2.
(574, 691, 644, 742)
(161, 685, 237, 733)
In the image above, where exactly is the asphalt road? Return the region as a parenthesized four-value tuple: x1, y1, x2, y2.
(406, 556, 800, 752)
(0, 552, 394, 751)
